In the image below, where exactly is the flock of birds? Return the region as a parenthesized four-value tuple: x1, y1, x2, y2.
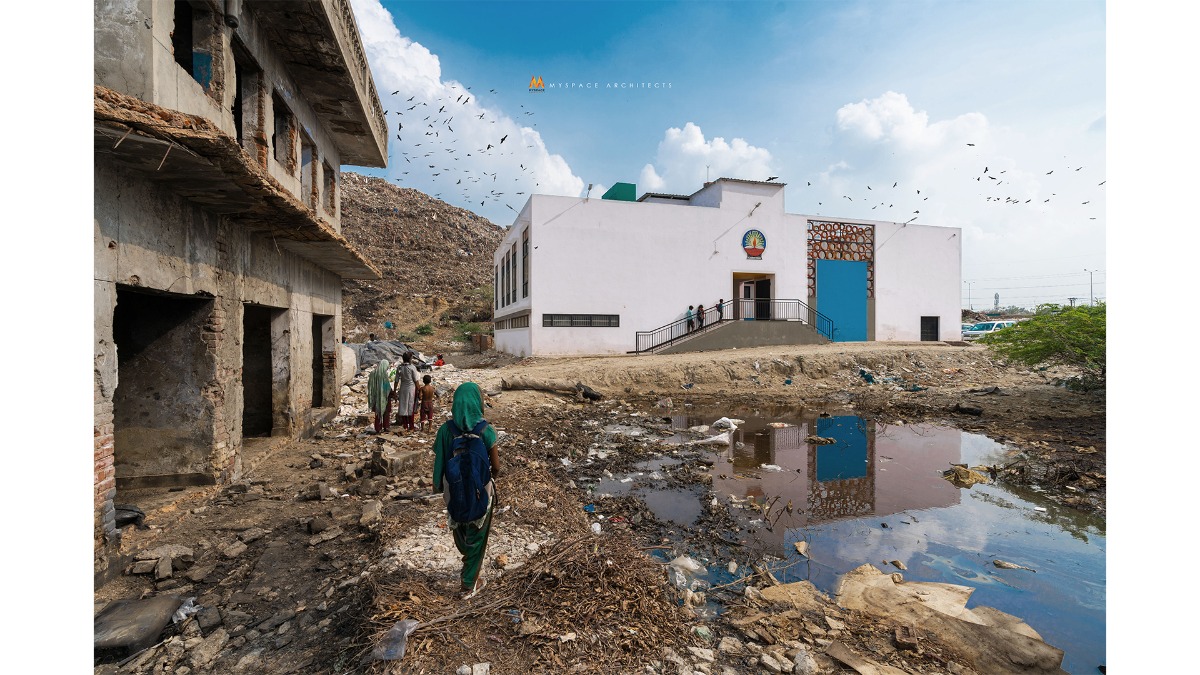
(379, 83, 1104, 226)
(795, 144, 1104, 225)
(382, 83, 540, 215)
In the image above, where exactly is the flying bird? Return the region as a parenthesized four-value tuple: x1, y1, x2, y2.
(1046, 170, 1053, 175)
(407, 96, 415, 101)
(892, 182, 897, 188)
(500, 135, 508, 144)
(1098, 180, 1106, 186)
(392, 90, 400, 95)
(766, 176, 778, 182)
(967, 143, 975, 146)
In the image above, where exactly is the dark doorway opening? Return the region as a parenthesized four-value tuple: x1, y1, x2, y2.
(243, 304, 284, 437)
(311, 315, 333, 408)
(113, 288, 215, 489)
(755, 278, 772, 320)
(920, 316, 940, 342)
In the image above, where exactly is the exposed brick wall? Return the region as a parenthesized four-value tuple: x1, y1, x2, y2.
(94, 398, 117, 573)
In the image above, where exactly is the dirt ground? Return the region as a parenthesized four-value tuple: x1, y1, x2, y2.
(94, 342, 1103, 674)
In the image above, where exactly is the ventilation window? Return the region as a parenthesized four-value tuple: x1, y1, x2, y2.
(272, 93, 295, 169)
(323, 161, 337, 213)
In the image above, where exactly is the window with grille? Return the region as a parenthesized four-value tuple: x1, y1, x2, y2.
(542, 314, 620, 328)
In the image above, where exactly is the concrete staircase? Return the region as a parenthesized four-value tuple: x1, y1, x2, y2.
(655, 319, 829, 354)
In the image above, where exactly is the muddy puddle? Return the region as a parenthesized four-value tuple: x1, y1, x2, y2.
(586, 405, 1105, 674)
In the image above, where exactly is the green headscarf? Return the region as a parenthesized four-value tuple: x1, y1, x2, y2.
(451, 381, 485, 432)
(367, 359, 391, 416)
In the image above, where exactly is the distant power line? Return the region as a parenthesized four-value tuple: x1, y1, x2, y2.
(964, 271, 1105, 283)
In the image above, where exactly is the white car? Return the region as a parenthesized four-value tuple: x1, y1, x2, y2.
(962, 320, 1016, 341)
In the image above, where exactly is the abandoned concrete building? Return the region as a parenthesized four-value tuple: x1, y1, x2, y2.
(93, 0, 386, 578)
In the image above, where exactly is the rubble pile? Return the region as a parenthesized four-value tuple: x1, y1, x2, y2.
(339, 173, 505, 339)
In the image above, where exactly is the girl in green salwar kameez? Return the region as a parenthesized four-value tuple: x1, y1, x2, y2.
(431, 382, 501, 597)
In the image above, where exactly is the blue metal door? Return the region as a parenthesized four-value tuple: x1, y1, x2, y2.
(816, 260, 867, 342)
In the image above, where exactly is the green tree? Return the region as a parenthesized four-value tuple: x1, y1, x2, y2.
(979, 303, 1105, 388)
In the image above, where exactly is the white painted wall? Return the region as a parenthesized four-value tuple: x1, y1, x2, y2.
(494, 181, 963, 355)
(874, 221, 962, 341)
(496, 184, 808, 356)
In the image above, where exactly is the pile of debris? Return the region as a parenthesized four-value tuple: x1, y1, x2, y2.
(339, 173, 504, 338)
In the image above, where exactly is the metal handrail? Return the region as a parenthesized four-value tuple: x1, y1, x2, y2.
(632, 299, 834, 353)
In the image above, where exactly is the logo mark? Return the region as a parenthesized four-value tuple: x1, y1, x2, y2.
(528, 76, 545, 92)
(742, 229, 766, 259)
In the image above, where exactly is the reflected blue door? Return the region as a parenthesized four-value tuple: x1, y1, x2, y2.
(815, 416, 868, 481)
(816, 259, 868, 341)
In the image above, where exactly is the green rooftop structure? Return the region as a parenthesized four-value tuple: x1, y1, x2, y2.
(601, 182, 637, 201)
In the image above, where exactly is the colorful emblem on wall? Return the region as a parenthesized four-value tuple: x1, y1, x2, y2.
(742, 229, 766, 259)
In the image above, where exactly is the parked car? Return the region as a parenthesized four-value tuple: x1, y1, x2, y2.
(962, 320, 1017, 341)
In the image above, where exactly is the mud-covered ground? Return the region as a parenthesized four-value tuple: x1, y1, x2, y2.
(94, 343, 1103, 674)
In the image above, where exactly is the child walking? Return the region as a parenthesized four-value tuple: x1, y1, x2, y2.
(416, 374, 438, 432)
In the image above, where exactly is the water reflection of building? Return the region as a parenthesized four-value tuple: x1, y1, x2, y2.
(702, 410, 962, 546)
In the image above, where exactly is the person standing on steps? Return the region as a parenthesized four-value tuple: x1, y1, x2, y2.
(717, 299, 724, 322)
(697, 304, 706, 329)
(686, 305, 695, 333)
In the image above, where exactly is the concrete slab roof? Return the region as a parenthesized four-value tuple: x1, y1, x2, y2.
(251, 0, 388, 168)
(95, 86, 380, 279)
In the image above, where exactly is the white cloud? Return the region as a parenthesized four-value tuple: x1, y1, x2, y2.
(350, 0, 584, 224)
(638, 122, 775, 194)
(836, 91, 987, 151)
(802, 91, 1106, 309)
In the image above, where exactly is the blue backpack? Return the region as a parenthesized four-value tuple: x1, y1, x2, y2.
(444, 420, 492, 523)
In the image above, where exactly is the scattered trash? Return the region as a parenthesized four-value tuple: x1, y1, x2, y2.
(728, 561, 738, 574)
(768, 422, 792, 428)
(760, 464, 784, 472)
(171, 597, 199, 623)
(1033, 506, 1048, 512)
(969, 386, 1007, 395)
(368, 619, 421, 662)
(669, 556, 704, 573)
(590, 523, 602, 535)
(696, 431, 732, 445)
(794, 541, 810, 557)
(889, 560, 907, 571)
(859, 368, 876, 384)
(943, 466, 990, 488)
(993, 560, 1037, 573)
(784, 378, 793, 385)
(952, 402, 984, 416)
(583, 504, 595, 513)
(712, 417, 742, 430)
(805, 435, 837, 445)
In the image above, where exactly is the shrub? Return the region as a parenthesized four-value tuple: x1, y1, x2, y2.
(979, 303, 1105, 388)
(454, 322, 482, 340)
(415, 323, 434, 336)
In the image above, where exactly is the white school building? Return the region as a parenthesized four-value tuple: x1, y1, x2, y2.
(491, 178, 961, 357)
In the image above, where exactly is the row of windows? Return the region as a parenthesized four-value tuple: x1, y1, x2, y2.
(496, 227, 529, 310)
(542, 314, 621, 328)
(175, 2, 336, 216)
(495, 314, 530, 331)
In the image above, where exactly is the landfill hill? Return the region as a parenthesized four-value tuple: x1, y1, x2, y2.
(339, 172, 506, 344)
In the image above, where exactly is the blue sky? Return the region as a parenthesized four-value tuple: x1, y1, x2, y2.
(349, 0, 1106, 309)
